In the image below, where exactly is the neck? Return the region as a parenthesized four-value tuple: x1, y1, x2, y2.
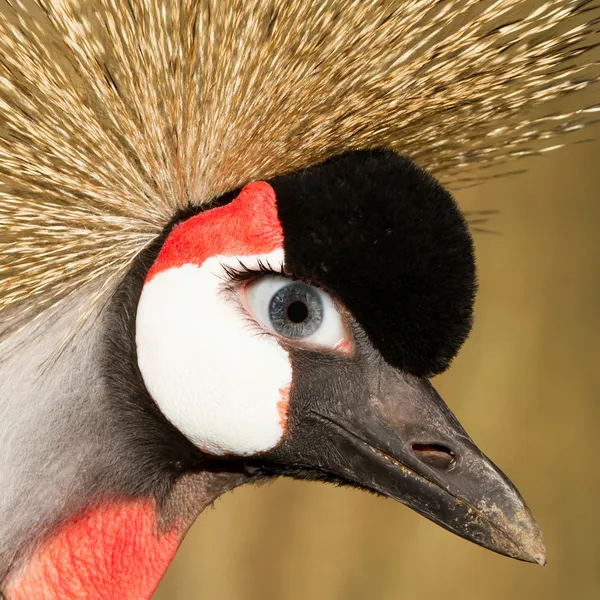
(4, 471, 246, 600)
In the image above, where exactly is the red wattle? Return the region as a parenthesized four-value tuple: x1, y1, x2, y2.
(7, 499, 183, 600)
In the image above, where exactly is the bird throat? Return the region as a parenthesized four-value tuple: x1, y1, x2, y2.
(4, 471, 246, 600)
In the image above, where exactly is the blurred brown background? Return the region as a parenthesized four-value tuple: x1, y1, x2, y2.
(154, 132, 600, 599)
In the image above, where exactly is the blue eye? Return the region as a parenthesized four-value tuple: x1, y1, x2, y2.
(243, 275, 351, 352)
(268, 282, 323, 339)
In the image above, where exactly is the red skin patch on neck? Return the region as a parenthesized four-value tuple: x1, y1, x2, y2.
(7, 500, 182, 600)
(146, 181, 284, 283)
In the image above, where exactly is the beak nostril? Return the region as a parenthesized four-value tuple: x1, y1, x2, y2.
(412, 443, 456, 471)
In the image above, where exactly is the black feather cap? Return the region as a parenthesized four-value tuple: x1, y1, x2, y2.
(272, 149, 477, 377)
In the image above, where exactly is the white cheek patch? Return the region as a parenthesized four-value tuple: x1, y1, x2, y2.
(135, 250, 292, 456)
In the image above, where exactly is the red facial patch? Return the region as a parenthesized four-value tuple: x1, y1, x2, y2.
(277, 385, 291, 431)
(7, 500, 183, 600)
(146, 181, 284, 283)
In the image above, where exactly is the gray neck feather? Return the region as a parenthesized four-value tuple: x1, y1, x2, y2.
(0, 290, 138, 580)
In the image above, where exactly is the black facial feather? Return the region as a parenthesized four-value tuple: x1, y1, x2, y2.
(272, 149, 477, 377)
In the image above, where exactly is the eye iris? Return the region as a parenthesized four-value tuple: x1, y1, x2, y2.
(269, 283, 323, 339)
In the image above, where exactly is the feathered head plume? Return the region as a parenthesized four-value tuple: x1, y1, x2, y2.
(0, 0, 598, 333)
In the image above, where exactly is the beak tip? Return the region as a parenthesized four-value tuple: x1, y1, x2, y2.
(522, 540, 546, 566)
(535, 553, 547, 567)
(478, 498, 546, 566)
(511, 519, 546, 566)
(526, 536, 547, 567)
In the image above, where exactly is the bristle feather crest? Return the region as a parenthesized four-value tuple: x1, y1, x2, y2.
(0, 0, 598, 330)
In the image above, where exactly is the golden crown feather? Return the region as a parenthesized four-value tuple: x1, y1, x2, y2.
(0, 0, 598, 334)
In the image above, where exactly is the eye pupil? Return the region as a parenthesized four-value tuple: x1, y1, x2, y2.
(268, 282, 323, 339)
(287, 300, 308, 324)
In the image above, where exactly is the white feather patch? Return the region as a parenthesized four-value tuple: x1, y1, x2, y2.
(135, 250, 292, 456)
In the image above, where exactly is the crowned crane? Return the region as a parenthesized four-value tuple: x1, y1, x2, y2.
(1, 1, 598, 599)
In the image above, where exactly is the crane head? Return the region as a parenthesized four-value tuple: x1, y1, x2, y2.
(2, 150, 546, 599)
(135, 150, 545, 564)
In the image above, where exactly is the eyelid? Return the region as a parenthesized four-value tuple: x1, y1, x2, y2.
(218, 259, 284, 307)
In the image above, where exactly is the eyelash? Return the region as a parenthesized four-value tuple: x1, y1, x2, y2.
(220, 258, 286, 292)
(217, 259, 284, 341)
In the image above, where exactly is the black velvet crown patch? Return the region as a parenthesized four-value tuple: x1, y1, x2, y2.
(272, 149, 477, 377)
